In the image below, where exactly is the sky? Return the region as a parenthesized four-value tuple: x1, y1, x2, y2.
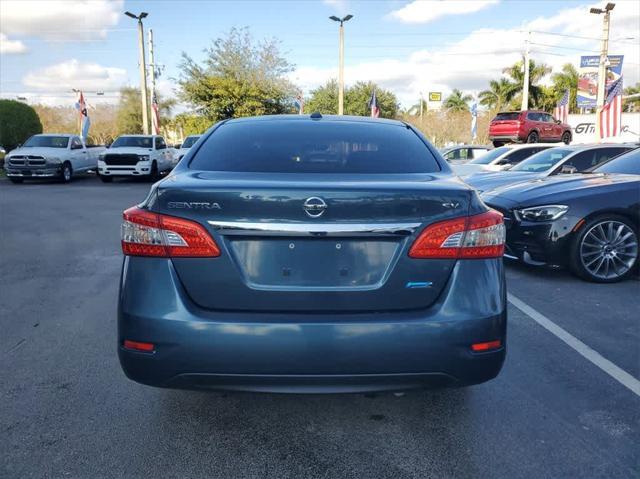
(1, 0, 639, 111)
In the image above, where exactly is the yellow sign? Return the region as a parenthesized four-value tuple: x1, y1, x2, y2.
(428, 92, 442, 102)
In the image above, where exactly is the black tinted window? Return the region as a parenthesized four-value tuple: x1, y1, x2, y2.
(504, 147, 545, 164)
(564, 148, 631, 172)
(190, 121, 441, 174)
(494, 112, 520, 121)
(593, 149, 640, 174)
(112, 136, 153, 148)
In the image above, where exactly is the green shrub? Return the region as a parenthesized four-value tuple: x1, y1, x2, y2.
(0, 100, 43, 151)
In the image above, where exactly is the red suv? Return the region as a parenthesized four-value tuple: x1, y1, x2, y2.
(489, 110, 572, 147)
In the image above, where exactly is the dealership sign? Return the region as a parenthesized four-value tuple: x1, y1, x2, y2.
(577, 55, 624, 108)
(567, 113, 639, 144)
(428, 92, 442, 102)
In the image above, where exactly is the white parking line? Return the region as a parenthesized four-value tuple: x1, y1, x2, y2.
(508, 293, 640, 398)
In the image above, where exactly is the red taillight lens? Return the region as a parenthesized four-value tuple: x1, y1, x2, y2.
(121, 206, 220, 257)
(123, 340, 155, 352)
(408, 210, 505, 259)
(471, 340, 502, 352)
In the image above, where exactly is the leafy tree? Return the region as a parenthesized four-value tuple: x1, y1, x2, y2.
(0, 100, 43, 151)
(479, 78, 514, 111)
(443, 89, 472, 112)
(623, 82, 640, 112)
(550, 63, 579, 113)
(166, 113, 213, 137)
(178, 27, 297, 121)
(115, 87, 174, 135)
(305, 80, 399, 118)
(503, 59, 552, 109)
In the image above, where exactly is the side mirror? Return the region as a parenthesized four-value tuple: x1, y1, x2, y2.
(556, 120, 562, 125)
(560, 165, 577, 174)
(174, 144, 182, 149)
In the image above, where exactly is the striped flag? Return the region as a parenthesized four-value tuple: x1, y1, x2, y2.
(599, 77, 623, 140)
(75, 91, 90, 142)
(368, 89, 380, 118)
(151, 92, 160, 135)
(554, 89, 569, 124)
(294, 93, 304, 115)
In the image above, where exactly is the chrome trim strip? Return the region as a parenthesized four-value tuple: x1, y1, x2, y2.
(207, 221, 422, 237)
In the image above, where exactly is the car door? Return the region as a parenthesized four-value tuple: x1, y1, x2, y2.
(69, 137, 87, 171)
(155, 137, 169, 169)
(545, 114, 562, 140)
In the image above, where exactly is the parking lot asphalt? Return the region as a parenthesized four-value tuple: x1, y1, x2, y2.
(1, 175, 639, 478)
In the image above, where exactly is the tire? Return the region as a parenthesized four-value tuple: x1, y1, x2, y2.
(569, 215, 639, 283)
(9, 177, 23, 184)
(492, 140, 505, 148)
(561, 131, 572, 145)
(148, 161, 159, 182)
(99, 175, 113, 183)
(60, 162, 73, 183)
(526, 131, 539, 143)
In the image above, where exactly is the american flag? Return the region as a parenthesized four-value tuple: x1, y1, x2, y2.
(470, 100, 478, 140)
(151, 92, 160, 135)
(599, 77, 623, 140)
(553, 89, 569, 125)
(368, 89, 380, 118)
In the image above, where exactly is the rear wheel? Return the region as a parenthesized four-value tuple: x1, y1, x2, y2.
(9, 177, 23, 184)
(148, 161, 159, 182)
(526, 131, 539, 143)
(570, 215, 638, 283)
(561, 131, 571, 145)
(60, 162, 72, 183)
(492, 140, 504, 148)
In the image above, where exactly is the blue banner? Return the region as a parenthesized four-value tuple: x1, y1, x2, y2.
(577, 55, 624, 108)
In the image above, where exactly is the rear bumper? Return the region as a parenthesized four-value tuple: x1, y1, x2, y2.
(118, 257, 507, 393)
(488, 134, 523, 142)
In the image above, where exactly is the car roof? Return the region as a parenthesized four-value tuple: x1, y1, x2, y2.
(35, 133, 75, 137)
(505, 143, 558, 149)
(116, 134, 160, 138)
(223, 114, 406, 127)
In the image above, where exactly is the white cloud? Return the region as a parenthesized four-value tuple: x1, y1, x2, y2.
(390, 0, 499, 24)
(23, 59, 127, 93)
(0, 33, 27, 54)
(294, 1, 639, 107)
(0, 0, 123, 42)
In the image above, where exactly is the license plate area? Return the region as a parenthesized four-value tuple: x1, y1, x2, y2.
(227, 237, 401, 290)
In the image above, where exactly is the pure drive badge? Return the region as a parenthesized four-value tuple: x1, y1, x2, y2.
(167, 201, 222, 210)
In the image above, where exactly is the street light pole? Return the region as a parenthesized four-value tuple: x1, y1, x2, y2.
(125, 11, 150, 135)
(591, 3, 615, 140)
(521, 31, 531, 111)
(148, 28, 158, 135)
(329, 15, 353, 115)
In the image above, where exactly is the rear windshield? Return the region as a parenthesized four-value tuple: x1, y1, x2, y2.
(182, 136, 200, 148)
(593, 148, 640, 174)
(494, 112, 521, 121)
(511, 148, 573, 172)
(189, 121, 441, 174)
(467, 146, 512, 164)
(23, 136, 69, 148)
(111, 136, 153, 148)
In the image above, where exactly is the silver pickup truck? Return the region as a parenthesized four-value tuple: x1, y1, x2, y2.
(5, 134, 105, 183)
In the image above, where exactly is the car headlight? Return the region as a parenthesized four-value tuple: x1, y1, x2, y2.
(138, 155, 150, 162)
(514, 205, 569, 222)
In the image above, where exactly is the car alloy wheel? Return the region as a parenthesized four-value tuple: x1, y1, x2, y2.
(562, 132, 571, 144)
(580, 220, 638, 281)
(527, 132, 538, 143)
(61, 163, 72, 183)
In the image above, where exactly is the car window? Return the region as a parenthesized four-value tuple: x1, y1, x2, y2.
(190, 121, 442, 174)
(494, 112, 520, 121)
(23, 136, 69, 148)
(544, 114, 556, 123)
(502, 147, 546, 165)
(155, 137, 167, 150)
(561, 148, 632, 173)
(527, 112, 541, 121)
(71, 137, 83, 149)
(511, 148, 573, 172)
(182, 136, 200, 148)
(111, 136, 153, 148)
(470, 148, 489, 159)
(593, 148, 640, 174)
(468, 146, 513, 164)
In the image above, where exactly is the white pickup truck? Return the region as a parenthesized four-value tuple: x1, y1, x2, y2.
(4, 134, 105, 183)
(97, 135, 175, 182)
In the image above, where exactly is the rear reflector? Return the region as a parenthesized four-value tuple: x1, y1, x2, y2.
(408, 210, 505, 259)
(123, 340, 155, 352)
(121, 206, 220, 257)
(471, 340, 502, 352)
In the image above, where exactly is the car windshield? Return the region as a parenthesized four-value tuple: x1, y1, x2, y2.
(467, 146, 512, 164)
(494, 112, 520, 121)
(23, 136, 69, 148)
(510, 148, 573, 172)
(190, 120, 441, 174)
(111, 136, 153, 148)
(592, 148, 640, 174)
(182, 136, 200, 148)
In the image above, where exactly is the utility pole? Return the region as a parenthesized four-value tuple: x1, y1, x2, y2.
(591, 3, 615, 140)
(329, 15, 353, 115)
(521, 31, 531, 111)
(148, 28, 158, 135)
(419, 92, 424, 123)
(125, 11, 149, 134)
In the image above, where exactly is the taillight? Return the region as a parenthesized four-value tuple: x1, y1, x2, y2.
(121, 206, 220, 257)
(408, 210, 505, 259)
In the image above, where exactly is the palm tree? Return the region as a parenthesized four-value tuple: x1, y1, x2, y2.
(551, 63, 579, 113)
(503, 59, 552, 109)
(479, 78, 514, 111)
(443, 89, 472, 112)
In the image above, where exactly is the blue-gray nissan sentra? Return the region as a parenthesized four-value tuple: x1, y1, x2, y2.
(118, 114, 507, 393)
